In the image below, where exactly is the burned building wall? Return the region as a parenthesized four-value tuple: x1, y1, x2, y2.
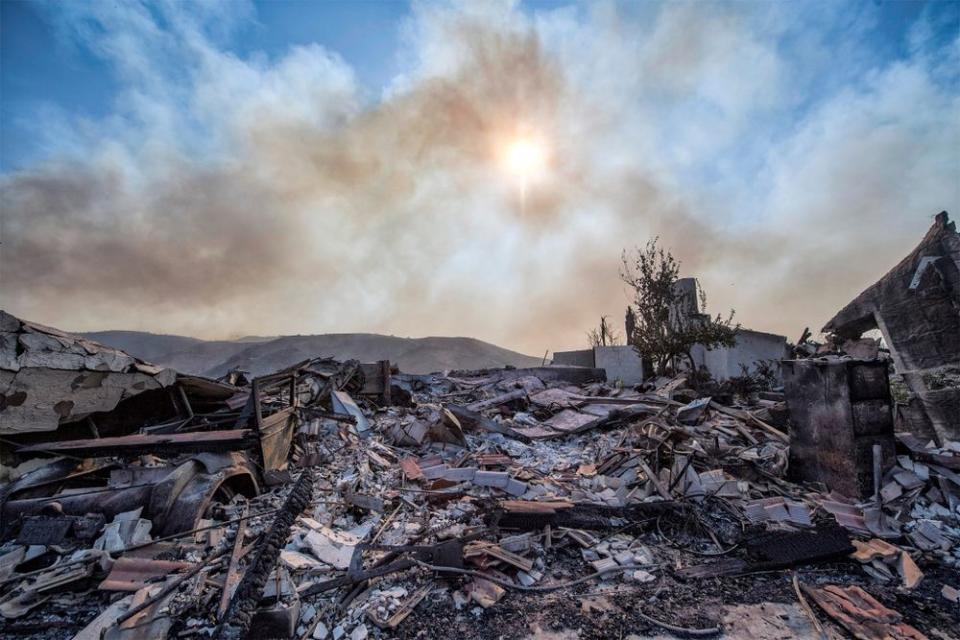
(823, 211, 960, 442)
(783, 358, 895, 498)
(0, 310, 178, 437)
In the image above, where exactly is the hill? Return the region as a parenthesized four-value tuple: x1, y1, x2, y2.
(80, 331, 542, 376)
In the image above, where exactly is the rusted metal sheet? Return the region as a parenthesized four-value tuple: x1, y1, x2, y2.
(543, 409, 599, 433)
(801, 584, 929, 640)
(258, 408, 296, 473)
(400, 458, 424, 481)
(99, 557, 194, 592)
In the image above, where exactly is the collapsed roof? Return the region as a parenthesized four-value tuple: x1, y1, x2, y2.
(1, 311, 177, 435)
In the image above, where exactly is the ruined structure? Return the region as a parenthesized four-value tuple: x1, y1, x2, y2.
(823, 211, 960, 443)
(551, 346, 645, 384)
(782, 358, 895, 498)
(556, 278, 787, 384)
(1, 305, 958, 639)
(674, 278, 789, 380)
(0, 311, 179, 438)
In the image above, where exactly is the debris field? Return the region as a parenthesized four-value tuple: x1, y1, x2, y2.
(0, 213, 959, 640)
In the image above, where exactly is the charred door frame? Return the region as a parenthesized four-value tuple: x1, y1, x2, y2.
(248, 371, 299, 476)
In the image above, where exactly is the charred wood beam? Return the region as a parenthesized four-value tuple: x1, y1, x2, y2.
(297, 407, 357, 424)
(466, 389, 526, 412)
(215, 469, 314, 640)
(446, 403, 532, 443)
(494, 500, 688, 531)
(15, 429, 255, 458)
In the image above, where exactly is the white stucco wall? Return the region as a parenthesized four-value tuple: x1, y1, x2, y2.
(690, 329, 788, 380)
(552, 346, 645, 384)
(594, 346, 645, 385)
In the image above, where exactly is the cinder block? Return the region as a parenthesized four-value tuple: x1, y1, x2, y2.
(849, 364, 891, 401)
(504, 478, 528, 497)
(851, 400, 894, 436)
(441, 467, 477, 482)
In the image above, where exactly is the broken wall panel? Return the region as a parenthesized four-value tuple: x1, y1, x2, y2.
(690, 329, 789, 381)
(258, 409, 297, 473)
(16, 429, 255, 457)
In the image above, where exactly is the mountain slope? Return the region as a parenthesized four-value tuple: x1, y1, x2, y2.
(80, 331, 541, 376)
(201, 334, 543, 377)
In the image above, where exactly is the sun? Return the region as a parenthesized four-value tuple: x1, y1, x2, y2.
(502, 137, 547, 181)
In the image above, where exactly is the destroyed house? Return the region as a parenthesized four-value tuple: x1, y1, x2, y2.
(0, 300, 958, 639)
(823, 211, 960, 443)
(0, 310, 390, 539)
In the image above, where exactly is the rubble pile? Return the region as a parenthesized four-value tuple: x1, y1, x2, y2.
(1, 341, 958, 639)
(0, 213, 958, 639)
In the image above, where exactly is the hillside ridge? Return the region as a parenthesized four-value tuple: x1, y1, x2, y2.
(80, 330, 542, 376)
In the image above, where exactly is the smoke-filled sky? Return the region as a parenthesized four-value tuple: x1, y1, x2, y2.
(2, 0, 959, 356)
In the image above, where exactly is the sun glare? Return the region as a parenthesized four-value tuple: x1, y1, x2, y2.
(503, 137, 547, 180)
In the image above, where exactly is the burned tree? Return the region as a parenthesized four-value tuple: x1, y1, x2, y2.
(621, 239, 739, 376)
(625, 307, 637, 344)
(587, 316, 621, 347)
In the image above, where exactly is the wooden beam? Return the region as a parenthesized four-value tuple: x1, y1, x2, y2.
(218, 505, 249, 620)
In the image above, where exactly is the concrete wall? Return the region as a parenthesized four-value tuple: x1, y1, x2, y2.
(594, 346, 645, 384)
(551, 346, 644, 384)
(554, 329, 783, 384)
(690, 329, 788, 381)
(552, 349, 595, 368)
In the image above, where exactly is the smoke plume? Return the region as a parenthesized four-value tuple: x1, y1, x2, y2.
(3, 1, 958, 354)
